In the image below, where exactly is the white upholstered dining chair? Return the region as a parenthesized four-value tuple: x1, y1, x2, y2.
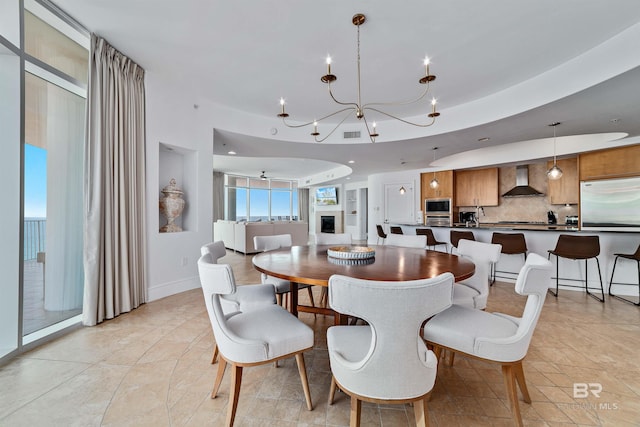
(200, 241, 276, 364)
(453, 239, 502, 310)
(314, 232, 352, 245)
(423, 253, 553, 427)
(384, 233, 427, 249)
(253, 234, 316, 309)
(327, 272, 454, 427)
(198, 254, 314, 427)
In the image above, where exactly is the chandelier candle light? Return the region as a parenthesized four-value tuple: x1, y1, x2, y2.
(278, 13, 440, 143)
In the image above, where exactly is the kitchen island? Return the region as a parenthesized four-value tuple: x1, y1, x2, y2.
(383, 223, 639, 297)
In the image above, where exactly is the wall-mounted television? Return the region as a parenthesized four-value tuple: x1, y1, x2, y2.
(315, 187, 338, 206)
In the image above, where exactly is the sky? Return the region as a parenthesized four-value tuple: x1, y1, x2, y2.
(235, 188, 298, 219)
(24, 144, 47, 218)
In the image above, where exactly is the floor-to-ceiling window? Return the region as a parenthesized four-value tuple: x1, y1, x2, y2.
(224, 174, 299, 221)
(22, 2, 87, 342)
(0, 0, 88, 362)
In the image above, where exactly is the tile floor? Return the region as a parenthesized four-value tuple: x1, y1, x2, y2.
(1, 250, 639, 426)
(23, 259, 82, 335)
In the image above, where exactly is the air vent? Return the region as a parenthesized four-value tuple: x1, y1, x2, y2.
(343, 131, 361, 139)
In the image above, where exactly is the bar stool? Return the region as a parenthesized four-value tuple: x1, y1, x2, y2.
(376, 224, 387, 245)
(390, 226, 403, 235)
(416, 228, 447, 252)
(449, 230, 475, 254)
(491, 232, 528, 283)
(608, 244, 640, 306)
(547, 234, 604, 302)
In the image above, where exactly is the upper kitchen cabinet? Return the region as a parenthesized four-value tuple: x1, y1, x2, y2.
(421, 170, 453, 200)
(455, 167, 499, 207)
(547, 157, 578, 205)
(579, 144, 640, 181)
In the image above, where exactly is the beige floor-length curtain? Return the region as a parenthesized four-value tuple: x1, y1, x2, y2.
(298, 188, 309, 223)
(213, 171, 224, 222)
(83, 34, 147, 326)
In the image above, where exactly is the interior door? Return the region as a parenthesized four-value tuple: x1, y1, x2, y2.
(384, 183, 414, 224)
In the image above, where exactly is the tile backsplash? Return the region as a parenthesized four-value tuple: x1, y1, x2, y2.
(458, 162, 579, 224)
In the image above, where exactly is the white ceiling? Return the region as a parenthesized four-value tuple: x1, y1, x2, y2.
(54, 0, 640, 183)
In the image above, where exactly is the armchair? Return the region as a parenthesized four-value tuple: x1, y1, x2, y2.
(198, 255, 314, 427)
(327, 272, 454, 427)
(200, 241, 276, 364)
(423, 253, 553, 427)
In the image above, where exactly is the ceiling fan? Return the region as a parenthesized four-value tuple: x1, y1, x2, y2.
(259, 171, 268, 180)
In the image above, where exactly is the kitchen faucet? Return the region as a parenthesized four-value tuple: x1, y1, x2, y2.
(474, 202, 485, 227)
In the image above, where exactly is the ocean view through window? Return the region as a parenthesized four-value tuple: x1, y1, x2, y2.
(224, 174, 299, 221)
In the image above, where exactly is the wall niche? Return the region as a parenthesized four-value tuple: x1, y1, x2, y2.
(158, 142, 197, 233)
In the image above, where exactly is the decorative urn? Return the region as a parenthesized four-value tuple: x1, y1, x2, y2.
(159, 178, 185, 232)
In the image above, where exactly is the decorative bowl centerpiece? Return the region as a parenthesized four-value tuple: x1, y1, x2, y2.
(327, 246, 375, 260)
(327, 256, 375, 266)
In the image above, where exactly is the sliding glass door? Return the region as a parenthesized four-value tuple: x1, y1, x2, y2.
(0, 39, 21, 360)
(23, 71, 85, 336)
(0, 0, 88, 361)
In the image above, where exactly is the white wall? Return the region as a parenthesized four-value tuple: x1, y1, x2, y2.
(145, 75, 214, 301)
(367, 170, 421, 245)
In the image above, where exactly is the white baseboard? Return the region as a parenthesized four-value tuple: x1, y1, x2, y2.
(148, 276, 200, 302)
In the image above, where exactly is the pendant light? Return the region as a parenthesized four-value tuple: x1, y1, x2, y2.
(546, 122, 563, 180)
(399, 186, 406, 194)
(429, 147, 439, 188)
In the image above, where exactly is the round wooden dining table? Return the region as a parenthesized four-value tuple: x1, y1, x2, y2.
(252, 244, 475, 321)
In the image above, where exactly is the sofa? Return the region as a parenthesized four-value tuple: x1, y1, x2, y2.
(213, 220, 309, 254)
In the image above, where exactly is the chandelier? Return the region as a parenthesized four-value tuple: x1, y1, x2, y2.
(277, 13, 440, 143)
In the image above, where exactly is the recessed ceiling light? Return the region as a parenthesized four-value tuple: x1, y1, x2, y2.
(228, 151, 236, 155)
(348, 160, 355, 164)
(477, 137, 490, 142)
(346, 177, 351, 180)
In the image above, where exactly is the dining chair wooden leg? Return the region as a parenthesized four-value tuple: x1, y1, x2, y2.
(295, 353, 313, 411)
(211, 344, 219, 364)
(276, 293, 283, 306)
(447, 350, 455, 366)
(502, 364, 524, 427)
(350, 396, 361, 427)
(431, 345, 442, 363)
(307, 286, 316, 307)
(211, 357, 227, 399)
(319, 287, 328, 307)
(226, 364, 243, 427)
(413, 396, 430, 427)
(513, 361, 531, 403)
(328, 376, 337, 405)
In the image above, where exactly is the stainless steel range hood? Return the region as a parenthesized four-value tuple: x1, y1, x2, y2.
(502, 165, 544, 197)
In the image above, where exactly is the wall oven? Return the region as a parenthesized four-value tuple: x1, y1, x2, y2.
(424, 198, 452, 226)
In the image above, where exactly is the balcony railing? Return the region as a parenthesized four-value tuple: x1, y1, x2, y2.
(24, 219, 46, 261)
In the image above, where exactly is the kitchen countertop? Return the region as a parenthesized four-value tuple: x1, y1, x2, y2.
(449, 222, 579, 231)
(395, 222, 579, 231)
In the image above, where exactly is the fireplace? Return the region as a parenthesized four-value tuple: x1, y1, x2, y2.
(321, 216, 335, 233)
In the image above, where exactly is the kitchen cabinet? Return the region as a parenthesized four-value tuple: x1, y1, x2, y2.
(579, 144, 640, 181)
(547, 157, 578, 205)
(455, 167, 499, 207)
(421, 170, 453, 200)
